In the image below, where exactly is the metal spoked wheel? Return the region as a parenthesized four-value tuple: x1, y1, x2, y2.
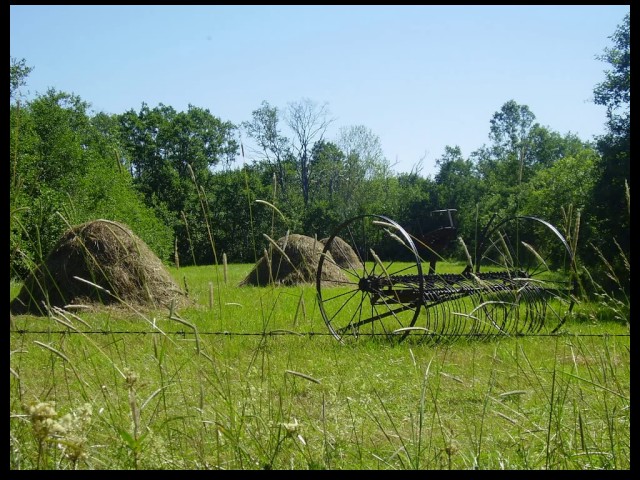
(316, 215, 424, 344)
(474, 215, 578, 336)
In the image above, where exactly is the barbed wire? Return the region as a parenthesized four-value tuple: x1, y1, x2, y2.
(9, 329, 630, 339)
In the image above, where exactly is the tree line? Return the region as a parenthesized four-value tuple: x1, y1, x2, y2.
(10, 14, 629, 295)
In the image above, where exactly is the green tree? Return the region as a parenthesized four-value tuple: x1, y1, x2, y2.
(470, 101, 591, 226)
(593, 13, 630, 134)
(433, 145, 482, 241)
(336, 125, 388, 179)
(10, 89, 94, 274)
(475, 100, 538, 190)
(308, 140, 345, 202)
(335, 125, 395, 218)
(240, 101, 305, 231)
(523, 146, 599, 229)
(582, 12, 630, 288)
(393, 172, 440, 260)
(117, 103, 239, 266)
(241, 101, 293, 196)
(305, 140, 347, 236)
(10, 85, 173, 278)
(10, 56, 33, 101)
(209, 165, 291, 262)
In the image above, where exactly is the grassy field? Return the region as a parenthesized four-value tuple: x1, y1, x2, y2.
(10, 263, 630, 470)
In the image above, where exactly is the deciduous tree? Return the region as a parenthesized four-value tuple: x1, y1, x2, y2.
(582, 12, 630, 287)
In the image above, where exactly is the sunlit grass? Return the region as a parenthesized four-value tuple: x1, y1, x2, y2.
(10, 262, 629, 470)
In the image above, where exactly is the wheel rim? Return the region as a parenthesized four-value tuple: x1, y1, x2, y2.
(317, 215, 424, 344)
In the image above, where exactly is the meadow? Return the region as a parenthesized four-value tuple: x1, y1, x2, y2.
(10, 262, 630, 470)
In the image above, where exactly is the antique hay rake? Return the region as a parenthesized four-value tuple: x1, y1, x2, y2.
(316, 212, 578, 344)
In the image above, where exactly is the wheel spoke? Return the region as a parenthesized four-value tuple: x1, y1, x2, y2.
(317, 214, 423, 343)
(318, 214, 575, 343)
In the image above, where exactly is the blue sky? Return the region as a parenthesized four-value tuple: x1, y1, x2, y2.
(10, 5, 629, 177)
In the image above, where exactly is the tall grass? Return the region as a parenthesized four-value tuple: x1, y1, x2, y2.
(9, 175, 629, 470)
(10, 261, 629, 469)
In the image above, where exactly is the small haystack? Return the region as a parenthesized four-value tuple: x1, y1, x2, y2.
(239, 234, 348, 287)
(320, 236, 360, 269)
(10, 219, 188, 316)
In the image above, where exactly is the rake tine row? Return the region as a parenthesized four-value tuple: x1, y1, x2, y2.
(317, 214, 576, 344)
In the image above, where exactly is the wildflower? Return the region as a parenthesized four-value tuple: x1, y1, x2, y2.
(24, 401, 93, 466)
(124, 367, 138, 388)
(57, 403, 93, 465)
(25, 401, 62, 441)
(282, 418, 299, 436)
(282, 418, 306, 445)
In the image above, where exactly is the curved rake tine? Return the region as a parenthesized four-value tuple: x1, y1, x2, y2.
(392, 326, 434, 335)
(468, 300, 519, 334)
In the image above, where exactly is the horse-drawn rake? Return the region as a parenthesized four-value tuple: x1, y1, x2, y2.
(316, 212, 578, 344)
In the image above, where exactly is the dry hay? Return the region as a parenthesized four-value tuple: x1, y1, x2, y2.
(10, 219, 188, 316)
(320, 236, 360, 269)
(239, 233, 348, 287)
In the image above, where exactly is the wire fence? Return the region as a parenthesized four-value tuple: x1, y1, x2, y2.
(9, 329, 631, 339)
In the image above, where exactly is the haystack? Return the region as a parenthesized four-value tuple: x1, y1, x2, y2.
(10, 219, 188, 316)
(239, 234, 348, 286)
(320, 236, 360, 268)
